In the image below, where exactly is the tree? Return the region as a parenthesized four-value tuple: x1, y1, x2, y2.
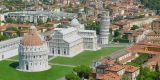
(137, 67, 157, 80)
(122, 34, 129, 39)
(57, 24, 66, 28)
(73, 65, 92, 79)
(25, 21, 31, 24)
(6, 17, 17, 23)
(6, 27, 20, 37)
(122, 74, 131, 80)
(113, 29, 120, 37)
(109, 28, 113, 35)
(0, 34, 8, 41)
(131, 25, 139, 30)
(155, 63, 159, 72)
(37, 19, 43, 25)
(140, 0, 160, 11)
(65, 73, 81, 80)
(79, 0, 87, 4)
(47, 18, 51, 22)
(86, 21, 100, 35)
(113, 16, 123, 22)
(17, 18, 23, 24)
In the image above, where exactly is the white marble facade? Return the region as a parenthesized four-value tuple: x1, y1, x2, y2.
(0, 37, 21, 61)
(49, 13, 110, 57)
(18, 26, 50, 72)
(99, 11, 110, 45)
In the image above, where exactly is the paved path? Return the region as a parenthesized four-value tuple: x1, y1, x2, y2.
(5, 58, 76, 68)
(5, 59, 18, 62)
(48, 56, 57, 61)
(101, 43, 133, 48)
(49, 63, 75, 67)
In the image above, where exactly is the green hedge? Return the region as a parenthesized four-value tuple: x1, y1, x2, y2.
(113, 38, 129, 43)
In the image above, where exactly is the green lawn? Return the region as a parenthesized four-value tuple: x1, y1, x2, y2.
(0, 61, 73, 80)
(1, 47, 123, 80)
(9, 56, 55, 60)
(50, 47, 123, 65)
(9, 55, 18, 60)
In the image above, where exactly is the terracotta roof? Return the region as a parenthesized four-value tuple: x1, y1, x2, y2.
(147, 31, 157, 36)
(144, 54, 160, 67)
(100, 59, 115, 65)
(106, 65, 124, 72)
(96, 72, 121, 80)
(21, 26, 43, 46)
(124, 65, 139, 73)
(125, 40, 160, 54)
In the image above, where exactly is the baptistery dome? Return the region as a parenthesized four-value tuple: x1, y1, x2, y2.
(21, 25, 42, 46)
(18, 25, 50, 72)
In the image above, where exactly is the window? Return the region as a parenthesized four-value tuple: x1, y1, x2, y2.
(2, 55, 4, 59)
(52, 48, 54, 53)
(64, 49, 66, 55)
(58, 49, 60, 54)
(26, 65, 28, 70)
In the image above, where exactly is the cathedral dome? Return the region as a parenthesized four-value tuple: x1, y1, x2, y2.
(71, 18, 80, 27)
(21, 26, 43, 46)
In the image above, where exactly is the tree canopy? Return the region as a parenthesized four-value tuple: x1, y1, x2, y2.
(131, 25, 139, 30)
(85, 21, 100, 35)
(73, 65, 92, 79)
(6, 18, 17, 23)
(140, 0, 160, 10)
(65, 73, 81, 80)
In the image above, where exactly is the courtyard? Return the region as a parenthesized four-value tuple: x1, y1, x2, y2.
(0, 47, 123, 80)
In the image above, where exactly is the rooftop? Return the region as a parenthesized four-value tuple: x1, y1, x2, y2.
(96, 72, 121, 80)
(54, 27, 77, 35)
(107, 49, 128, 60)
(124, 65, 139, 73)
(21, 26, 43, 46)
(106, 64, 124, 72)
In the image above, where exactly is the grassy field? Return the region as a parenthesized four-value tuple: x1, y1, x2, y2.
(9, 56, 19, 60)
(0, 47, 123, 80)
(50, 47, 123, 65)
(0, 61, 73, 80)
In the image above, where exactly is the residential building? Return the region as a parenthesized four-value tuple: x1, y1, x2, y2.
(2, 11, 77, 23)
(93, 59, 139, 80)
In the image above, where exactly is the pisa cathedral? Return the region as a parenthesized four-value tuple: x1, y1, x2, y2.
(48, 11, 110, 57)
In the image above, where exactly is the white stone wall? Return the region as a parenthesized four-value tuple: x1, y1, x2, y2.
(0, 48, 18, 61)
(78, 30, 98, 50)
(0, 37, 21, 61)
(18, 43, 50, 72)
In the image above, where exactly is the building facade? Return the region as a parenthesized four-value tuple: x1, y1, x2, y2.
(48, 18, 99, 57)
(48, 27, 84, 57)
(151, 19, 160, 34)
(18, 26, 50, 72)
(0, 37, 21, 61)
(2, 11, 77, 23)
